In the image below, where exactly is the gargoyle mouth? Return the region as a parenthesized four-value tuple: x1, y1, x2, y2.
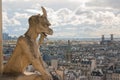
(41, 28, 53, 36)
(42, 32, 47, 36)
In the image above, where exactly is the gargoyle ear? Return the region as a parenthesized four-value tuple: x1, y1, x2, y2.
(41, 6, 47, 17)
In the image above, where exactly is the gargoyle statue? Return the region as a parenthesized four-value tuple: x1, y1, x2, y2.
(3, 6, 53, 80)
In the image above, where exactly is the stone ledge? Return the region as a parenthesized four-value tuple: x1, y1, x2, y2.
(0, 72, 43, 80)
(0, 76, 16, 80)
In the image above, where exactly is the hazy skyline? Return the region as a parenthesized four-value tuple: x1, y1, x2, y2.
(2, 0, 120, 38)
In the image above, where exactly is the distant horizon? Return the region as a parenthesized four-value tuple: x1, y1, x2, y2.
(3, 32, 120, 41)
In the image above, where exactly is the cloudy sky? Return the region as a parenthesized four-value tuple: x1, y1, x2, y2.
(2, 0, 120, 38)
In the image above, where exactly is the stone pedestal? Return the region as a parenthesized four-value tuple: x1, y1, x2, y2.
(0, 72, 43, 80)
(0, 76, 16, 80)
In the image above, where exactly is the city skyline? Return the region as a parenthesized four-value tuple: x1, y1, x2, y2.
(2, 0, 120, 38)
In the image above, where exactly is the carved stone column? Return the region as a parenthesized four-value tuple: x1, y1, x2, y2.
(0, 0, 3, 75)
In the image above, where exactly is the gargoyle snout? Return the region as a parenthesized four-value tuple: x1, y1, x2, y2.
(49, 28, 53, 35)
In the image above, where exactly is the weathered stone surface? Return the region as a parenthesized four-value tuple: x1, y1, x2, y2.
(2, 6, 53, 80)
(0, 75, 16, 80)
(0, 74, 43, 80)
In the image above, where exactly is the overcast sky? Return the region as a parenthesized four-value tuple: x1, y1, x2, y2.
(2, 0, 120, 38)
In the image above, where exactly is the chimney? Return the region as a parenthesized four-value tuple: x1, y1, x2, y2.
(110, 34, 113, 41)
(102, 35, 104, 41)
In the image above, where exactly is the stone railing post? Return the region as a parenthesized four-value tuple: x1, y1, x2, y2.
(0, 0, 3, 75)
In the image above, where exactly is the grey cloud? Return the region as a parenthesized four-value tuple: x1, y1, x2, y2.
(3, 0, 120, 38)
(86, 0, 120, 9)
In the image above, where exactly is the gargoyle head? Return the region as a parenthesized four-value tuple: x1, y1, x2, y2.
(28, 7, 53, 36)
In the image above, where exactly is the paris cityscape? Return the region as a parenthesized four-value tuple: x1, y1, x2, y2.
(1, 0, 120, 80)
(3, 33, 120, 80)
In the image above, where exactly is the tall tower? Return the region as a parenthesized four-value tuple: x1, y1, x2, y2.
(0, 0, 3, 75)
(102, 35, 104, 41)
(110, 34, 113, 41)
(66, 40, 72, 62)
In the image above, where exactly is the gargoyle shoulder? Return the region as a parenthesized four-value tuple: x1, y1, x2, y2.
(17, 35, 26, 45)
